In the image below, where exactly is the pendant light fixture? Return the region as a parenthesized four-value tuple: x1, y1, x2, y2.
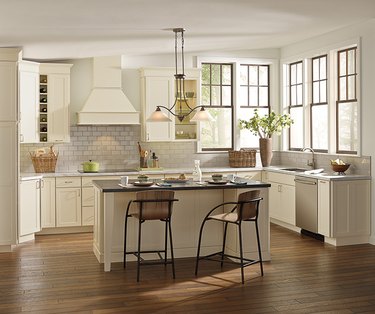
(147, 28, 214, 123)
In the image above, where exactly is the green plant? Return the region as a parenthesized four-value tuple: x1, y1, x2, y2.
(239, 109, 293, 138)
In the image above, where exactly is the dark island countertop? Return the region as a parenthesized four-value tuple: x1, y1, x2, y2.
(92, 179, 271, 193)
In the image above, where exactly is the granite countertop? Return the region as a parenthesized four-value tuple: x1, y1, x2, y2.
(92, 179, 270, 193)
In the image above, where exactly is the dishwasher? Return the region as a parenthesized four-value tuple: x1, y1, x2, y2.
(295, 176, 318, 233)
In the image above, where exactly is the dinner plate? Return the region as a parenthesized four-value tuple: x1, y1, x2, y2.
(207, 180, 228, 185)
(132, 181, 154, 187)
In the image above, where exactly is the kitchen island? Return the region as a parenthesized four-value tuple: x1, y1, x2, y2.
(92, 179, 271, 271)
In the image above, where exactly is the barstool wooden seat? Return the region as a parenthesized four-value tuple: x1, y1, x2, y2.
(195, 190, 263, 284)
(123, 190, 178, 282)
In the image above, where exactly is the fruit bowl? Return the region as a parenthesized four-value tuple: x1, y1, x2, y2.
(331, 163, 350, 174)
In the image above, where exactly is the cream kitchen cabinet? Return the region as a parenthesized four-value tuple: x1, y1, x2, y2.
(140, 67, 200, 142)
(264, 171, 295, 226)
(0, 48, 20, 250)
(18, 178, 41, 243)
(39, 63, 72, 143)
(19, 61, 39, 143)
(318, 179, 370, 245)
(55, 177, 81, 227)
(82, 176, 120, 226)
(40, 177, 56, 228)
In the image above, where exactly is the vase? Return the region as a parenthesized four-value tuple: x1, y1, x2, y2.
(259, 138, 273, 167)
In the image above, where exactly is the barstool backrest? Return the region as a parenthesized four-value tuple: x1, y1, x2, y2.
(237, 190, 261, 221)
(135, 190, 175, 220)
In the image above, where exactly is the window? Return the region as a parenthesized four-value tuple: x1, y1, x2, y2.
(311, 55, 328, 152)
(200, 63, 233, 151)
(289, 61, 303, 150)
(239, 64, 270, 148)
(337, 47, 358, 154)
(282, 42, 359, 155)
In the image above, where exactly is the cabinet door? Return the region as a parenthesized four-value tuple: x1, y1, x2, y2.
(19, 180, 41, 237)
(19, 63, 39, 143)
(56, 187, 81, 227)
(279, 184, 295, 225)
(41, 178, 56, 228)
(48, 74, 70, 143)
(0, 62, 17, 122)
(0, 123, 17, 246)
(268, 183, 280, 220)
(318, 180, 331, 237)
(142, 76, 174, 141)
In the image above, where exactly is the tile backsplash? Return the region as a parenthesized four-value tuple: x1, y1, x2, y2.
(20, 125, 231, 172)
(20, 125, 370, 175)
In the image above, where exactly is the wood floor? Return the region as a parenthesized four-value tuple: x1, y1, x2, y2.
(1, 224, 375, 314)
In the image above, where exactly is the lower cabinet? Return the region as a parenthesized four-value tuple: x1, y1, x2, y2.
(318, 179, 370, 244)
(41, 177, 56, 228)
(19, 179, 41, 241)
(55, 177, 81, 227)
(264, 172, 295, 226)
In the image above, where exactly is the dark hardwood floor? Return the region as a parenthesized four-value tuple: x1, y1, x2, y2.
(1, 224, 375, 313)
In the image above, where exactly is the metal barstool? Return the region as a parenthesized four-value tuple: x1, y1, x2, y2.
(195, 190, 263, 284)
(124, 190, 178, 282)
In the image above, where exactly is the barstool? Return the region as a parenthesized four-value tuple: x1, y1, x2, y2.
(195, 190, 263, 284)
(123, 190, 178, 282)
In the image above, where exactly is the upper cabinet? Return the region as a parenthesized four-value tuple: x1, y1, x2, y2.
(0, 61, 17, 122)
(39, 63, 72, 143)
(140, 67, 200, 142)
(19, 61, 40, 143)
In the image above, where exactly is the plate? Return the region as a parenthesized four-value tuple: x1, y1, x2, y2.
(132, 181, 154, 187)
(207, 180, 228, 185)
(164, 179, 189, 184)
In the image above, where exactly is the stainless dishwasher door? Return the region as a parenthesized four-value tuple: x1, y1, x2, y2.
(295, 177, 318, 233)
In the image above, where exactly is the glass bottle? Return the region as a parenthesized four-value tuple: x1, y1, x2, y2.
(192, 160, 202, 182)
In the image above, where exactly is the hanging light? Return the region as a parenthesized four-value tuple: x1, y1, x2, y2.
(147, 28, 214, 123)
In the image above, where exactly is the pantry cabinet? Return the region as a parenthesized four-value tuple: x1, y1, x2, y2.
(55, 177, 81, 227)
(18, 179, 41, 242)
(140, 67, 200, 142)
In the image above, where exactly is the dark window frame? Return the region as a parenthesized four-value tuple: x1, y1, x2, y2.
(201, 62, 234, 152)
(311, 54, 328, 153)
(288, 61, 304, 151)
(336, 47, 357, 154)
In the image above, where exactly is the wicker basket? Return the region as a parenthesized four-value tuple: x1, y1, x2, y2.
(228, 149, 256, 168)
(30, 152, 58, 173)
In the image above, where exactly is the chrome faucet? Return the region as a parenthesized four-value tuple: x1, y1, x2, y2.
(302, 147, 316, 169)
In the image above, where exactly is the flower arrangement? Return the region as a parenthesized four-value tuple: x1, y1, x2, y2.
(239, 109, 293, 138)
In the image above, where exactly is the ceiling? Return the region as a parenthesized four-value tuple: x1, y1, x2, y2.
(1, 0, 375, 60)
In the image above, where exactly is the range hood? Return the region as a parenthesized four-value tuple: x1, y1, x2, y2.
(77, 56, 140, 125)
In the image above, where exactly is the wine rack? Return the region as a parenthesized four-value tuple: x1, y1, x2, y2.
(39, 75, 48, 142)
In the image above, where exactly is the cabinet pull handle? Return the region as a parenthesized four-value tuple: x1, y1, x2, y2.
(41, 180, 45, 188)
(64, 181, 73, 184)
(278, 184, 282, 192)
(36, 181, 40, 189)
(319, 180, 327, 184)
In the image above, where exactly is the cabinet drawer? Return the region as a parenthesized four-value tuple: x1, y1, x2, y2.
(266, 172, 295, 186)
(56, 177, 81, 188)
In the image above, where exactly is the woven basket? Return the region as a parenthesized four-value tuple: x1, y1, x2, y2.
(30, 152, 58, 173)
(228, 149, 256, 168)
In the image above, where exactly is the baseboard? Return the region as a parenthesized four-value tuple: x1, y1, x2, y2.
(37, 226, 93, 235)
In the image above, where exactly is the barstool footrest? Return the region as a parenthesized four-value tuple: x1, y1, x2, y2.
(198, 251, 260, 268)
(126, 250, 172, 266)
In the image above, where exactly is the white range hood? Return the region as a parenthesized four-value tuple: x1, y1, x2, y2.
(77, 56, 140, 125)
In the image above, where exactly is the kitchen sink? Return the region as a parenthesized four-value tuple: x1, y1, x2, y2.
(280, 167, 308, 172)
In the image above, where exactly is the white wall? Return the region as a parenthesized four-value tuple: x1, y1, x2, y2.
(280, 19, 375, 244)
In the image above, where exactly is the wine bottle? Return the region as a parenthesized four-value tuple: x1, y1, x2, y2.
(41, 127, 47, 132)
(40, 98, 47, 103)
(41, 108, 47, 112)
(40, 87, 47, 93)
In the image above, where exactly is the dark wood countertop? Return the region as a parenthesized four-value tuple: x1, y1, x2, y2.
(92, 179, 271, 193)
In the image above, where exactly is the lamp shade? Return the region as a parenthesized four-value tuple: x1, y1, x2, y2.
(190, 107, 214, 122)
(146, 107, 172, 122)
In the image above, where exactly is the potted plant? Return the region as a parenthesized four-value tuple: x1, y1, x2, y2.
(239, 109, 293, 167)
